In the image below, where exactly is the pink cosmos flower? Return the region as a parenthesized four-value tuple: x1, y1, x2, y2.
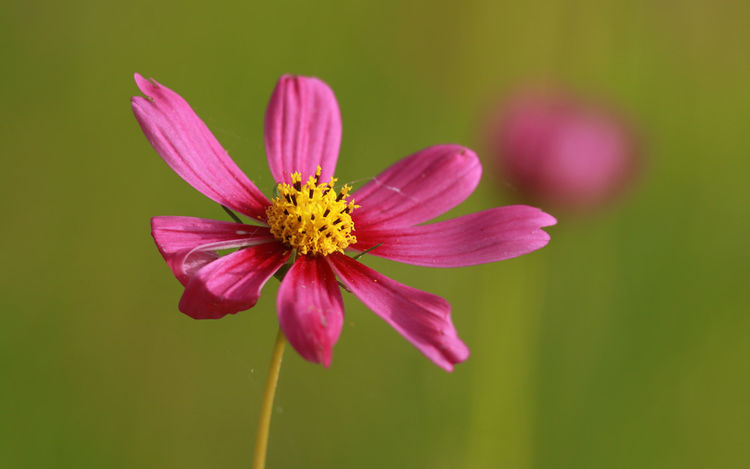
(489, 89, 638, 212)
(132, 74, 556, 371)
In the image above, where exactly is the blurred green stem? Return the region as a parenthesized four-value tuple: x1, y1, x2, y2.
(252, 328, 286, 469)
(466, 258, 543, 468)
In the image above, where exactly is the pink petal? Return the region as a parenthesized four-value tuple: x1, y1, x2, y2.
(151, 216, 277, 286)
(277, 256, 344, 367)
(179, 242, 289, 319)
(132, 74, 269, 221)
(327, 253, 469, 371)
(264, 75, 342, 184)
(351, 145, 482, 230)
(353, 206, 556, 267)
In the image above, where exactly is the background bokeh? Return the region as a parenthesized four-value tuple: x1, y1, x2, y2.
(2, 1, 748, 468)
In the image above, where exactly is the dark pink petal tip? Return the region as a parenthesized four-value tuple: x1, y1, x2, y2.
(354, 205, 556, 267)
(352, 144, 482, 230)
(328, 253, 469, 372)
(277, 256, 344, 367)
(178, 242, 289, 319)
(132, 74, 269, 220)
(265, 75, 342, 184)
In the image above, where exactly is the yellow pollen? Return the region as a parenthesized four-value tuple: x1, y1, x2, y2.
(266, 166, 359, 256)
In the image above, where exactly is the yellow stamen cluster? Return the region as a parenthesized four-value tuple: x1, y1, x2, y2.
(266, 167, 359, 256)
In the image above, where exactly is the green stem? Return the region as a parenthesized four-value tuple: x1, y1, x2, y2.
(252, 328, 286, 469)
(351, 243, 382, 260)
(221, 205, 244, 224)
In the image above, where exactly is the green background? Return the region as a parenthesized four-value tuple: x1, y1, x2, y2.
(2, 1, 748, 468)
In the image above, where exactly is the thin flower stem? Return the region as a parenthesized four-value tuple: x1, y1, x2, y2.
(252, 328, 286, 469)
(351, 243, 382, 260)
(221, 205, 244, 224)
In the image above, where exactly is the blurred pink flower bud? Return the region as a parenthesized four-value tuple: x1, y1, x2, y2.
(489, 90, 639, 212)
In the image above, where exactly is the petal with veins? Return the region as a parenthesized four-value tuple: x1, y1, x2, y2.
(353, 206, 556, 267)
(277, 256, 344, 367)
(265, 75, 342, 184)
(327, 253, 469, 371)
(179, 243, 289, 319)
(351, 145, 481, 229)
(132, 74, 269, 220)
(151, 216, 277, 285)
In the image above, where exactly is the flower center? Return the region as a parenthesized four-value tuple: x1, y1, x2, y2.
(266, 167, 358, 256)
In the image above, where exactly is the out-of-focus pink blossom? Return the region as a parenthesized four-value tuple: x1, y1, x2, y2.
(489, 90, 639, 212)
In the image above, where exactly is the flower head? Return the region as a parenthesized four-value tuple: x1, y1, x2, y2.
(488, 89, 638, 212)
(265, 167, 358, 256)
(133, 74, 556, 371)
